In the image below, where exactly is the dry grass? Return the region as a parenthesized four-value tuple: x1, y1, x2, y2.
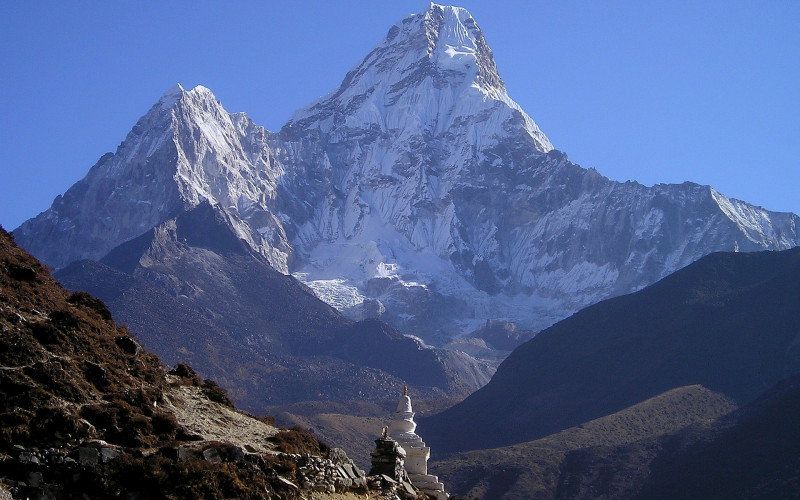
(432, 385, 737, 499)
(0, 227, 332, 498)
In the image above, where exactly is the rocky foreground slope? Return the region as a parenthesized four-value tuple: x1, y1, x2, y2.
(0, 226, 410, 499)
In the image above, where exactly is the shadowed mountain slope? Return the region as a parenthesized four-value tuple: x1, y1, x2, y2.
(433, 375, 800, 499)
(424, 247, 800, 454)
(55, 202, 492, 410)
(636, 374, 800, 499)
(430, 384, 737, 499)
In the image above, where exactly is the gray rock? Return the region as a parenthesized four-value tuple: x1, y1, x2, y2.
(342, 463, 356, 479)
(202, 447, 221, 463)
(228, 446, 246, 463)
(27, 471, 43, 488)
(18, 452, 38, 465)
(177, 447, 200, 462)
(77, 447, 99, 466)
(0, 484, 12, 500)
(115, 336, 143, 356)
(100, 447, 121, 463)
(328, 447, 349, 465)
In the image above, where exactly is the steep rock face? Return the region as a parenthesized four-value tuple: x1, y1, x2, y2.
(273, 4, 799, 335)
(54, 203, 493, 409)
(13, 3, 800, 344)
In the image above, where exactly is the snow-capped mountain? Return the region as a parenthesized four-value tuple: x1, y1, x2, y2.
(15, 84, 292, 273)
(14, 3, 800, 343)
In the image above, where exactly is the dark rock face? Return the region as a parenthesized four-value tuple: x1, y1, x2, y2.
(424, 247, 800, 455)
(54, 203, 493, 410)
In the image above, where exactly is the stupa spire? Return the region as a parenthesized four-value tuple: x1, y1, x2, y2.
(387, 388, 448, 499)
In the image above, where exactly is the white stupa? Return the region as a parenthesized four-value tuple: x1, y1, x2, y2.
(388, 387, 448, 499)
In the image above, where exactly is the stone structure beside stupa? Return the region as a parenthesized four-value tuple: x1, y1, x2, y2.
(375, 386, 448, 499)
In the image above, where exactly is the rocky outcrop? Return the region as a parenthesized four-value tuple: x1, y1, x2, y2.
(0, 225, 375, 499)
(0, 441, 369, 500)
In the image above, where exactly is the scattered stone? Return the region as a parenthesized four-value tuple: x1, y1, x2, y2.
(82, 361, 107, 386)
(45, 450, 65, 465)
(328, 447, 349, 465)
(342, 463, 357, 479)
(276, 477, 298, 489)
(100, 447, 121, 463)
(202, 447, 221, 463)
(18, 452, 38, 465)
(27, 471, 43, 488)
(115, 336, 143, 356)
(177, 447, 200, 462)
(77, 447, 99, 467)
(227, 445, 246, 463)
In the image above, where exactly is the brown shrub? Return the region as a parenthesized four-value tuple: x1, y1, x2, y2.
(169, 362, 202, 386)
(30, 406, 81, 444)
(151, 411, 180, 437)
(48, 309, 82, 329)
(262, 453, 298, 477)
(201, 379, 235, 408)
(104, 453, 276, 499)
(67, 290, 114, 322)
(256, 415, 276, 426)
(30, 321, 63, 345)
(270, 426, 329, 455)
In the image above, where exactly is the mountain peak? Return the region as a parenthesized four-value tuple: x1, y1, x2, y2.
(158, 82, 185, 109)
(286, 4, 551, 152)
(420, 3, 505, 95)
(156, 83, 221, 113)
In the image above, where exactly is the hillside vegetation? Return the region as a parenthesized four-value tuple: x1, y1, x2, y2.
(0, 227, 372, 499)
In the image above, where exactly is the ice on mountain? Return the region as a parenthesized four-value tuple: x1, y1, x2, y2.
(12, 4, 800, 346)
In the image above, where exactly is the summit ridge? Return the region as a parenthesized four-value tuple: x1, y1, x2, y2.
(13, 4, 800, 348)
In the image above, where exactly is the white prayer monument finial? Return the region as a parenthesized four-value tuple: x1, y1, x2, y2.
(387, 389, 448, 499)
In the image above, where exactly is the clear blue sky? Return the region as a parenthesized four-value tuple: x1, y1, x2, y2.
(2, 1, 798, 231)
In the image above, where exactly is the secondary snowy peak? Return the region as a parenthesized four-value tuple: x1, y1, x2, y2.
(14, 84, 291, 271)
(286, 3, 552, 152)
(158, 82, 185, 108)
